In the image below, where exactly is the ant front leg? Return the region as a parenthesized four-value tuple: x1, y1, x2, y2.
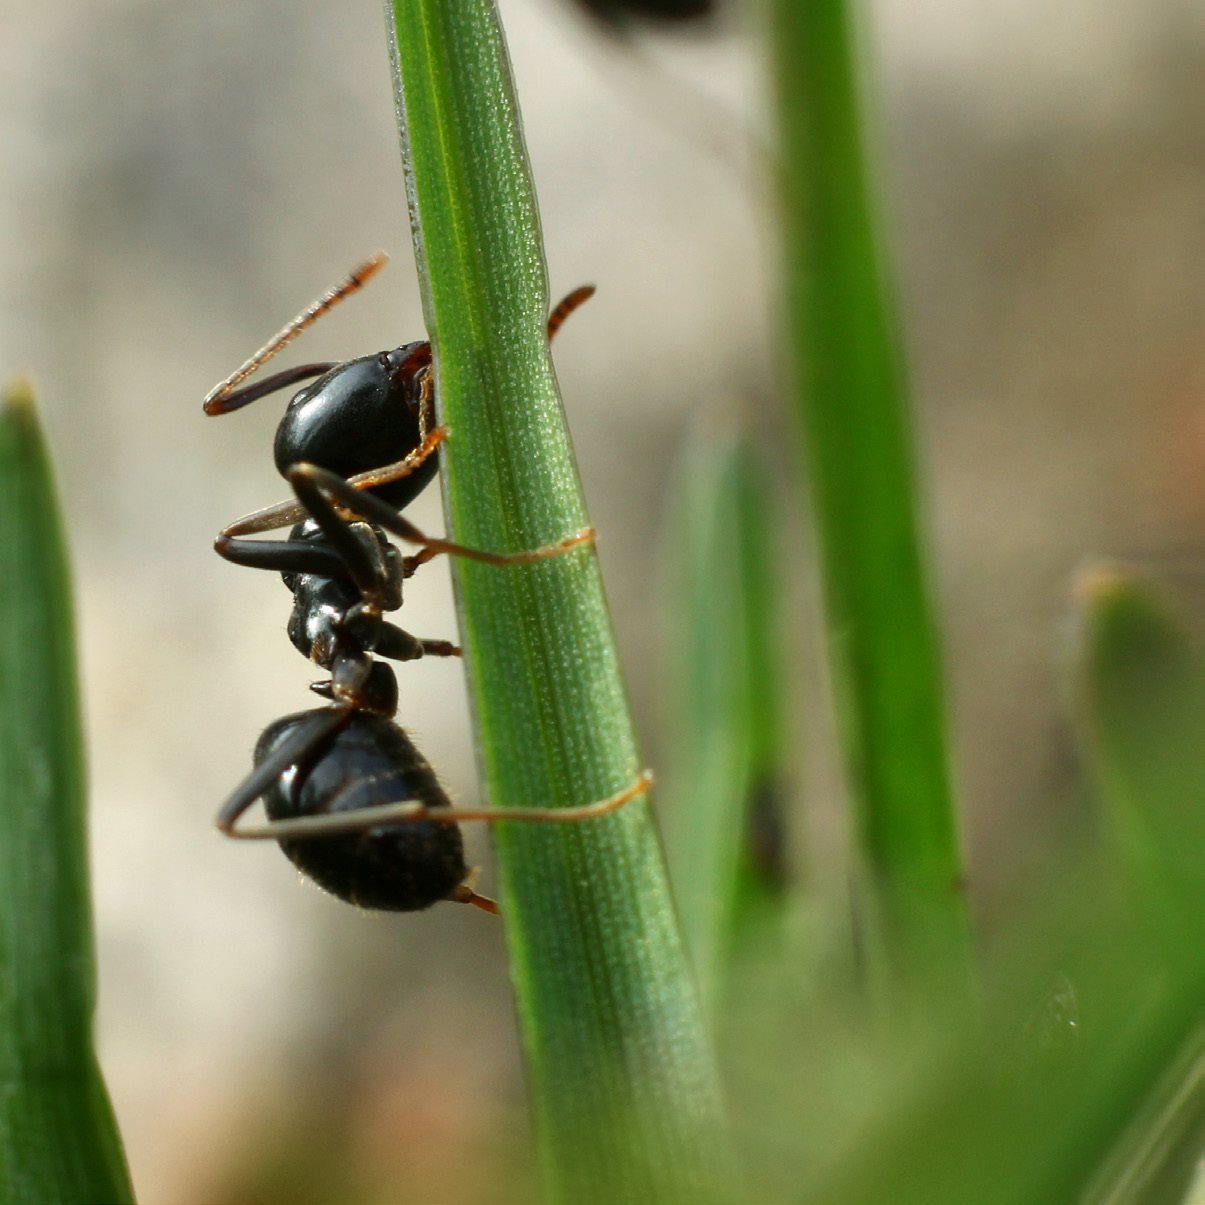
(218, 426, 449, 539)
(286, 463, 597, 567)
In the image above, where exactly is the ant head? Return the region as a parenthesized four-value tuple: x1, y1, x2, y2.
(273, 340, 437, 510)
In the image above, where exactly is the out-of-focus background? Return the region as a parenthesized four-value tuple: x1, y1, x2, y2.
(2, 0, 1203, 1200)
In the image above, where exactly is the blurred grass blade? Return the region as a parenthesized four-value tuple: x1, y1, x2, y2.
(664, 425, 789, 1010)
(384, 4, 736, 1201)
(1074, 568, 1205, 1202)
(766, 0, 970, 986)
(799, 859, 1201, 1205)
(0, 380, 133, 1203)
(1076, 567, 1205, 966)
(1084, 1029, 1204, 1205)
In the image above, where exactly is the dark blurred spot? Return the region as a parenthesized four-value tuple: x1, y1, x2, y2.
(572, 0, 715, 32)
(745, 776, 788, 892)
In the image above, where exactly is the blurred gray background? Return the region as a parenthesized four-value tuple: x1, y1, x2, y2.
(2, 0, 1203, 1199)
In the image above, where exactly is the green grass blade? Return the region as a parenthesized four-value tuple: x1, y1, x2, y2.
(731, 440, 792, 920)
(383, 5, 735, 1202)
(664, 428, 789, 1010)
(0, 380, 132, 1203)
(766, 0, 971, 985)
(1074, 568, 1205, 1201)
(1083, 1030, 1204, 1205)
(802, 940, 1201, 1204)
(1076, 568, 1204, 968)
(807, 573, 1205, 1204)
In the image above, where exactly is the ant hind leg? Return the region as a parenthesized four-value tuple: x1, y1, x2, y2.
(224, 770, 654, 842)
(216, 709, 349, 838)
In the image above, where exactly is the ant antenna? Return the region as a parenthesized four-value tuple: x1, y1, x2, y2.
(204, 252, 389, 412)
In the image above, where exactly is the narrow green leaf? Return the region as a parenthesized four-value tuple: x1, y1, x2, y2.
(805, 575, 1205, 1203)
(664, 427, 789, 1009)
(1083, 1029, 1204, 1205)
(766, 0, 971, 985)
(1073, 568, 1205, 1201)
(1076, 567, 1205, 964)
(383, 6, 735, 1202)
(0, 380, 132, 1203)
(798, 865, 1201, 1205)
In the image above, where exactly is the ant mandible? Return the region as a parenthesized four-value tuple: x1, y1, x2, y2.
(203, 254, 652, 914)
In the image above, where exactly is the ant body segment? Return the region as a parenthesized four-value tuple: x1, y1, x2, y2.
(204, 255, 651, 913)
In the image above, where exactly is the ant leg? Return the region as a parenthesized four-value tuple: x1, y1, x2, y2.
(228, 799, 428, 840)
(402, 547, 440, 577)
(375, 624, 461, 661)
(448, 870, 498, 914)
(288, 463, 597, 566)
(339, 425, 445, 494)
(449, 886, 499, 914)
(219, 500, 384, 601)
(213, 534, 352, 580)
(306, 628, 459, 704)
(220, 466, 401, 600)
(429, 770, 653, 825)
(203, 251, 388, 412)
(275, 470, 392, 599)
(223, 770, 653, 841)
(215, 709, 348, 836)
(419, 638, 460, 657)
(219, 427, 449, 539)
(547, 285, 595, 340)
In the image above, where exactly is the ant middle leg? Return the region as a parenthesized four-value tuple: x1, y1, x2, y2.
(216, 510, 387, 604)
(218, 528, 460, 662)
(287, 463, 597, 567)
(547, 284, 595, 340)
(375, 624, 461, 661)
(213, 533, 353, 580)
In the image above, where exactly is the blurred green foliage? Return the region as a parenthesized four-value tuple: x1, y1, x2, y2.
(0, 381, 132, 1203)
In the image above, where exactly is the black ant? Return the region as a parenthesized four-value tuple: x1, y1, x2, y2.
(203, 254, 652, 914)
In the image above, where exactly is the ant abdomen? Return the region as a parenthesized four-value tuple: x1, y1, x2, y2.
(256, 710, 469, 912)
(274, 345, 437, 509)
